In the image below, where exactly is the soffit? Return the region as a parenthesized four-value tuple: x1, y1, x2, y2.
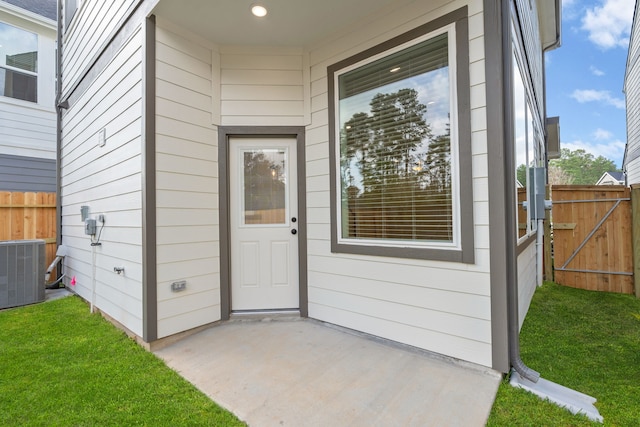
(152, 0, 401, 47)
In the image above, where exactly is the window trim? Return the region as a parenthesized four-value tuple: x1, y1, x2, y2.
(327, 7, 474, 263)
(0, 21, 38, 103)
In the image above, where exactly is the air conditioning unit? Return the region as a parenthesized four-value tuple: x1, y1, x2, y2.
(0, 240, 45, 309)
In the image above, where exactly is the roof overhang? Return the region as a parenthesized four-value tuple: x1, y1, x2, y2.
(152, 0, 411, 48)
(537, 0, 562, 51)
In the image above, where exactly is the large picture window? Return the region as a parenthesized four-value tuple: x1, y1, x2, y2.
(0, 22, 38, 103)
(328, 8, 473, 263)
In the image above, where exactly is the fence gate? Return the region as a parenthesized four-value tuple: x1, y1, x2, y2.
(552, 185, 633, 294)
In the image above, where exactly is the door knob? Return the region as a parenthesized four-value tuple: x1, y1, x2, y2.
(291, 229, 297, 235)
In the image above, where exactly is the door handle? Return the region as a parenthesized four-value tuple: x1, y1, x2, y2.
(291, 229, 297, 235)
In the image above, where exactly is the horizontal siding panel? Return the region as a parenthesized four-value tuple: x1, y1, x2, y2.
(62, 156, 142, 197)
(156, 27, 213, 63)
(156, 42, 211, 79)
(157, 259, 219, 286)
(221, 85, 304, 101)
(156, 225, 219, 245)
(156, 208, 218, 227)
(157, 80, 211, 112)
(156, 117, 217, 144)
(308, 254, 490, 296)
(62, 0, 136, 94)
(306, 190, 330, 208)
(156, 134, 217, 160)
(221, 100, 304, 117)
(221, 54, 303, 70)
(157, 242, 219, 264)
(156, 171, 217, 192)
(309, 270, 491, 320)
(220, 116, 306, 126)
(309, 286, 491, 342)
(156, 190, 217, 209)
(308, 302, 491, 367)
(157, 305, 221, 339)
(156, 61, 212, 95)
(157, 98, 212, 128)
(221, 69, 303, 86)
(156, 153, 216, 177)
(157, 288, 220, 319)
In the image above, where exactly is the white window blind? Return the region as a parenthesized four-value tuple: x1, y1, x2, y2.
(337, 32, 455, 244)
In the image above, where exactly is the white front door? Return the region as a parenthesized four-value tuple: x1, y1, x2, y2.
(229, 137, 299, 311)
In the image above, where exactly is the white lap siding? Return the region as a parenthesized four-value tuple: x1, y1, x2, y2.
(220, 46, 308, 127)
(517, 241, 538, 329)
(155, 19, 221, 338)
(62, 0, 138, 96)
(306, 0, 493, 367)
(60, 27, 144, 336)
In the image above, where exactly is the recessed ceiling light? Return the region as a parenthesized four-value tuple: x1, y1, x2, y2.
(251, 4, 268, 17)
(390, 67, 401, 73)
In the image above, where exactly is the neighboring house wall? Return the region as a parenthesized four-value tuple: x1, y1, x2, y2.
(0, 1, 56, 191)
(306, 0, 492, 367)
(155, 19, 221, 338)
(0, 153, 55, 192)
(625, 3, 640, 185)
(60, 23, 144, 337)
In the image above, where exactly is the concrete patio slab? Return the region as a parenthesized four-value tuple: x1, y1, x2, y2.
(154, 317, 501, 426)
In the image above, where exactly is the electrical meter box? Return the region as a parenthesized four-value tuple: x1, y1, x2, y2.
(84, 218, 97, 235)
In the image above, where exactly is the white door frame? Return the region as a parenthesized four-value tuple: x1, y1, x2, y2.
(218, 127, 308, 319)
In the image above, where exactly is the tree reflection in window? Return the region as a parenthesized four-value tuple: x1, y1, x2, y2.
(338, 32, 453, 243)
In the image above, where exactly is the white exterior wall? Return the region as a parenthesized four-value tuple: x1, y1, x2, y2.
(625, 10, 640, 184)
(220, 46, 308, 127)
(0, 5, 56, 159)
(61, 0, 138, 96)
(306, 0, 492, 367)
(517, 242, 537, 329)
(155, 19, 221, 338)
(60, 26, 144, 336)
(627, 157, 640, 185)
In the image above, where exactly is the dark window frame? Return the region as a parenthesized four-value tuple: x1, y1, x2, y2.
(327, 7, 474, 263)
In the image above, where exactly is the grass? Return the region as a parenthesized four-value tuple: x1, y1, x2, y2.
(0, 296, 245, 426)
(488, 281, 640, 426)
(2, 284, 638, 426)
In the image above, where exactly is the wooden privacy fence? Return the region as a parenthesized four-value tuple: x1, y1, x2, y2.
(551, 185, 634, 294)
(0, 192, 57, 281)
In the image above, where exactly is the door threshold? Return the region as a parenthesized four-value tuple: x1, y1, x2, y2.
(229, 309, 301, 322)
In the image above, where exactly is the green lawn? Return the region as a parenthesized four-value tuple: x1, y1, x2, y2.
(0, 296, 245, 426)
(488, 282, 640, 426)
(2, 282, 638, 426)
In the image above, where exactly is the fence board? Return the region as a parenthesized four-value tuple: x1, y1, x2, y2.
(552, 185, 633, 294)
(0, 192, 57, 282)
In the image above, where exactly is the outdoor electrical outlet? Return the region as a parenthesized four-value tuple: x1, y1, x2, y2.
(98, 214, 105, 223)
(171, 281, 187, 292)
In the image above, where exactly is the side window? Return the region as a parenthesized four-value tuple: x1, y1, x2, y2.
(0, 22, 38, 103)
(513, 50, 540, 241)
(328, 8, 473, 263)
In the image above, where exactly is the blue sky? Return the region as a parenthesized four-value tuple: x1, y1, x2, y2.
(545, 0, 636, 168)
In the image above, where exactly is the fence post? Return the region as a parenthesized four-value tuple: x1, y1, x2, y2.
(632, 184, 640, 298)
(544, 185, 553, 281)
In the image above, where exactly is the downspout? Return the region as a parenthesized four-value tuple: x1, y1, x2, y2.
(55, 0, 65, 280)
(501, 0, 540, 383)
